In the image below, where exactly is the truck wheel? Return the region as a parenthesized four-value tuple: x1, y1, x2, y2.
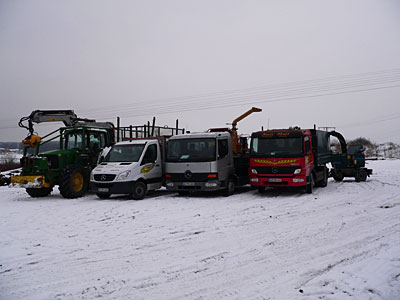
(26, 187, 53, 197)
(223, 179, 235, 197)
(131, 181, 147, 200)
(96, 193, 111, 199)
(59, 166, 89, 199)
(332, 170, 344, 182)
(355, 169, 367, 182)
(305, 175, 314, 194)
(318, 168, 328, 187)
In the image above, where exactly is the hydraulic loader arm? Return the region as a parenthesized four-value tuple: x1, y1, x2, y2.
(19, 110, 78, 135)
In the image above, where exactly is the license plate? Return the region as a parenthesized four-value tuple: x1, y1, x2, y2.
(182, 182, 195, 186)
(268, 178, 282, 183)
(98, 187, 109, 192)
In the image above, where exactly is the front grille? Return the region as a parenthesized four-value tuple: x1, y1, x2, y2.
(94, 174, 116, 181)
(254, 166, 298, 175)
(46, 155, 59, 169)
(169, 173, 216, 182)
(21, 157, 34, 168)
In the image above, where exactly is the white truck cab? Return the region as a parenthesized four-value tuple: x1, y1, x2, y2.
(165, 132, 248, 196)
(90, 139, 163, 199)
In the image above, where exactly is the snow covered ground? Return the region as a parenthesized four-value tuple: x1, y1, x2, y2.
(0, 160, 399, 300)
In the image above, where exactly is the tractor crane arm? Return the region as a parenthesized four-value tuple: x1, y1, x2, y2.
(19, 110, 79, 136)
(18, 110, 112, 148)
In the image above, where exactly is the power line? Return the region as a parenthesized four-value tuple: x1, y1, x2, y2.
(2, 83, 399, 131)
(77, 69, 400, 116)
(1, 68, 400, 129)
(77, 67, 400, 114)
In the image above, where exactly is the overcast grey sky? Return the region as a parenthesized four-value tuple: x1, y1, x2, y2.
(1, 0, 399, 143)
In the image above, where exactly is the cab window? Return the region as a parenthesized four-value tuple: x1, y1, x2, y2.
(141, 144, 157, 165)
(64, 130, 83, 150)
(304, 136, 311, 154)
(218, 139, 229, 159)
(88, 131, 106, 152)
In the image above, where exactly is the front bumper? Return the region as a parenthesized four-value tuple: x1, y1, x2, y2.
(165, 180, 221, 192)
(249, 175, 306, 187)
(90, 180, 135, 195)
(10, 175, 51, 188)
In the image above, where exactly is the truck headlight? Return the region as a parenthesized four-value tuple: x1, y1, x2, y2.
(166, 182, 174, 187)
(117, 170, 131, 181)
(294, 168, 302, 174)
(205, 182, 218, 187)
(251, 168, 258, 174)
(250, 178, 259, 182)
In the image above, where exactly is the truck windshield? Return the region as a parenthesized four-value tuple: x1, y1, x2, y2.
(104, 144, 145, 162)
(167, 138, 216, 162)
(251, 137, 303, 157)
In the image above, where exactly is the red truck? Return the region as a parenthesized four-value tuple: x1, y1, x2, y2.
(249, 127, 333, 194)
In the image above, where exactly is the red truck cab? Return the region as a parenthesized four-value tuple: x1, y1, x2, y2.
(249, 127, 331, 193)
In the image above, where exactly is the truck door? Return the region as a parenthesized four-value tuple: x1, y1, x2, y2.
(140, 143, 163, 189)
(304, 136, 313, 175)
(217, 138, 231, 183)
(88, 131, 107, 167)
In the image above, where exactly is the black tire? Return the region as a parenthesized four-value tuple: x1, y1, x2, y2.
(258, 186, 265, 193)
(318, 168, 328, 187)
(223, 179, 235, 197)
(355, 169, 368, 182)
(26, 187, 53, 197)
(131, 181, 147, 200)
(59, 166, 89, 199)
(305, 174, 314, 194)
(359, 169, 368, 182)
(332, 170, 344, 182)
(96, 193, 111, 199)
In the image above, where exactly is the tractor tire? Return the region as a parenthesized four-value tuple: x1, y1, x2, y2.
(131, 181, 147, 200)
(26, 187, 53, 197)
(355, 169, 368, 182)
(223, 178, 235, 197)
(59, 166, 89, 199)
(96, 193, 111, 199)
(332, 170, 344, 182)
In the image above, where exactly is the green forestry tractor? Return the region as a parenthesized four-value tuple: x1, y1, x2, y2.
(10, 110, 115, 198)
